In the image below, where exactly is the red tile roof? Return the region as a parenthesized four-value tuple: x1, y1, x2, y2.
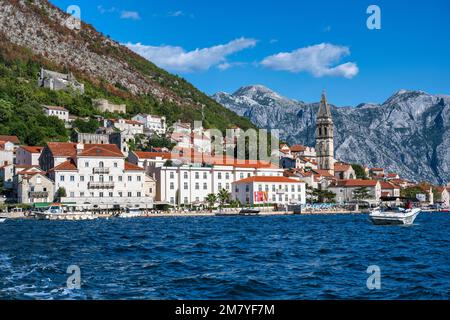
(290, 144, 307, 152)
(334, 163, 352, 172)
(335, 179, 379, 187)
(20, 146, 44, 154)
(380, 181, 400, 189)
(233, 176, 301, 184)
(0, 135, 20, 144)
(134, 151, 172, 160)
(78, 146, 124, 158)
(46, 142, 122, 158)
(124, 162, 145, 171)
(49, 160, 77, 172)
(313, 169, 335, 178)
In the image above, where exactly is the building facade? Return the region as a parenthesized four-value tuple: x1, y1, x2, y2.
(38, 68, 84, 94)
(132, 114, 166, 135)
(46, 144, 152, 209)
(232, 176, 306, 206)
(93, 99, 126, 114)
(16, 168, 54, 204)
(43, 106, 70, 122)
(16, 146, 44, 167)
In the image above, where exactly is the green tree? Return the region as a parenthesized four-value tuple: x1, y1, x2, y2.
(217, 189, 231, 208)
(353, 187, 371, 200)
(205, 193, 217, 211)
(351, 164, 367, 179)
(55, 187, 67, 201)
(73, 118, 100, 133)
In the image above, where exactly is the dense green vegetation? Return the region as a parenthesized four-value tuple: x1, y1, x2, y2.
(0, 37, 255, 146)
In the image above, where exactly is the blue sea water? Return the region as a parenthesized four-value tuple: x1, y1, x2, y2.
(0, 213, 449, 300)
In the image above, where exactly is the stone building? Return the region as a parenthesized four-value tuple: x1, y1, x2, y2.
(93, 99, 126, 114)
(38, 68, 84, 94)
(315, 92, 335, 175)
(16, 167, 54, 204)
(72, 130, 110, 145)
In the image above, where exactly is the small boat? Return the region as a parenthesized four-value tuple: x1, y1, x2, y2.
(369, 207, 421, 226)
(0, 218, 6, 223)
(239, 208, 260, 216)
(118, 208, 143, 218)
(33, 204, 96, 221)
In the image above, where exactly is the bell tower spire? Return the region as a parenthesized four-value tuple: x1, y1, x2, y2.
(315, 91, 335, 175)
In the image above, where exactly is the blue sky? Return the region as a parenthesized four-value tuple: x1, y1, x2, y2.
(51, 0, 450, 106)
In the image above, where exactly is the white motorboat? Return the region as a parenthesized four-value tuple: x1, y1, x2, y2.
(33, 204, 97, 221)
(0, 218, 6, 223)
(118, 208, 143, 218)
(369, 207, 421, 226)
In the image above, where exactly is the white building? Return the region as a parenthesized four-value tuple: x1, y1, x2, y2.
(232, 176, 306, 206)
(43, 106, 70, 122)
(0, 140, 15, 166)
(46, 143, 152, 209)
(16, 146, 44, 166)
(132, 114, 166, 135)
(105, 119, 144, 136)
(328, 179, 381, 203)
(131, 150, 284, 206)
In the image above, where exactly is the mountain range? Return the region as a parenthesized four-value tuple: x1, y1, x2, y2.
(213, 85, 450, 185)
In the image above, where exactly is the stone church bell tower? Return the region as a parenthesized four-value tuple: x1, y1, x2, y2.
(315, 91, 335, 175)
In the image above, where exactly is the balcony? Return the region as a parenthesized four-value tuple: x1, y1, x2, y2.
(93, 167, 110, 174)
(29, 191, 49, 199)
(88, 182, 115, 189)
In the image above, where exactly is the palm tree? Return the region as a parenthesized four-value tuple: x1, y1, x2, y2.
(217, 189, 231, 208)
(205, 193, 217, 211)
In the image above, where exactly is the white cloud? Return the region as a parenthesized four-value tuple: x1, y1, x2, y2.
(120, 11, 141, 20)
(261, 43, 359, 78)
(97, 6, 117, 14)
(168, 10, 185, 17)
(125, 37, 257, 73)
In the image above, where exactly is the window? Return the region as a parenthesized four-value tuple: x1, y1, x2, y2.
(258, 185, 262, 192)
(184, 197, 188, 204)
(109, 176, 113, 182)
(245, 185, 250, 192)
(70, 192, 75, 197)
(137, 192, 141, 197)
(203, 183, 207, 190)
(80, 176, 84, 182)
(298, 185, 301, 192)
(99, 161, 104, 168)
(60, 175, 64, 182)
(118, 192, 123, 197)
(218, 183, 222, 190)
(218, 172, 222, 179)
(184, 172, 188, 179)
(118, 176, 123, 182)
(128, 176, 132, 182)
(285, 194, 288, 201)
(170, 182, 174, 190)
(70, 176, 75, 182)
(225, 173, 230, 180)
(226, 183, 230, 190)
(128, 192, 132, 197)
(100, 175, 104, 182)
(195, 183, 199, 190)
(291, 185, 295, 192)
(90, 176, 94, 182)
(170, 197, 175, 204)
(184, 182, 188, 190)
(109, 192, 113, 197)
(137, 176, 141, 182)
(240, 173, 244, 179)
(36, 176, 42, 184)
(99, 192, 104, 197)
(195, 172, 199, 179)
(114, 162, 118, 168)
(85, 162, 89, 168)
(265, 185, 269, 192)
(272, 185, 276, 192)
(170, 172, 174, 179)
(80, 192, 84, 197)
(203, 172, 207, 179)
